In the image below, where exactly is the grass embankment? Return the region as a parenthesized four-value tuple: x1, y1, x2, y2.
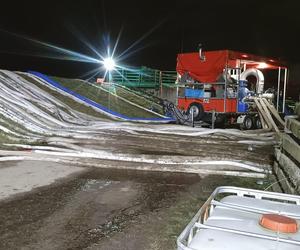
(18, 73, 109, 120)
(100, 84, 164, 115)
(51, 77, 163, 119)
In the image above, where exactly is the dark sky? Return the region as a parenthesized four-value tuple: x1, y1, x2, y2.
(1, 0, 300, 78)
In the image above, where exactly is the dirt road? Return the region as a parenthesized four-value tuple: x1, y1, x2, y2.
(0, 167, 271, 250)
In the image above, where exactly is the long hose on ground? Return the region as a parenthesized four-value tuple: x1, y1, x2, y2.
(163, 101, 194, 125)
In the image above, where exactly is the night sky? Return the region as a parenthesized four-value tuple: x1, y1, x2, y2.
(1, 0, 300, 79)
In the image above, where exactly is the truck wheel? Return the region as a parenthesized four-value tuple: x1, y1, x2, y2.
(241, 115, 253, 130)
(254, 116, 262, 129)
(188, 103, 204, 121)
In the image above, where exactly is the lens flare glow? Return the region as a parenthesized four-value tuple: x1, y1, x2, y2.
(1, 18, 165, 81)
(103, 57, 116, 71)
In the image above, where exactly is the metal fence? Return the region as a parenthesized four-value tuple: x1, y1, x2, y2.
(111, 67, 177, 88)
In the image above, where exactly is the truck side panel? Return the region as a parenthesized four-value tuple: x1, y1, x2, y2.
(177, 98, 237, 113)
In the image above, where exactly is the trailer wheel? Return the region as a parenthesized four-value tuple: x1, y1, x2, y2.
(254, 116, 262, 129)
(241, 115, 253, 130)
(188, 103, 204, 121)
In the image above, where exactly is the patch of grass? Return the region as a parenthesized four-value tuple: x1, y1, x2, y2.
(0, 132, 32, 150)
(0, 113, 48, 148)
(153, 175, 274, 250)
(100, 84, 164, 115)
(0, 132, 17, 144)
(51, 76, 162, 119)
(0, 114, 37, 136)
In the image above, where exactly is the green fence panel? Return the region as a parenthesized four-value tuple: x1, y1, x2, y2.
(111, 67, 177, 88)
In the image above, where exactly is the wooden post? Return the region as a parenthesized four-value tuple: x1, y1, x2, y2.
(259, 98, 279, 132)
(254, 98, 271, 129)
(262, 98, 285, 127)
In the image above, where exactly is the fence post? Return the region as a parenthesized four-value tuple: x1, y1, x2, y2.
(160, 71, 163, 97)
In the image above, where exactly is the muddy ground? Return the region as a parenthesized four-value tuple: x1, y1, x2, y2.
(0, 168, 272, 250)
(0, 69, 280, 250)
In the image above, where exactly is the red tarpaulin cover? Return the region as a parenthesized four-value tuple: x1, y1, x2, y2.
(176, 50, 286, 83)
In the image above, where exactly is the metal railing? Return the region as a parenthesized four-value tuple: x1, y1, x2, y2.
(111, 67, 177, 88)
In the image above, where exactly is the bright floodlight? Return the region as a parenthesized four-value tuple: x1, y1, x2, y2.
(103, 57, 116, 71)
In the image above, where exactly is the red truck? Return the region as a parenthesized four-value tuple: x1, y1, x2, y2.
(175, 50, 288, 129)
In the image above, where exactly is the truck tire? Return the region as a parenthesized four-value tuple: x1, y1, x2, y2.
(254, 116, 262, 129)
(241, 115, 253, 130)
(188, 103, 204, 121)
